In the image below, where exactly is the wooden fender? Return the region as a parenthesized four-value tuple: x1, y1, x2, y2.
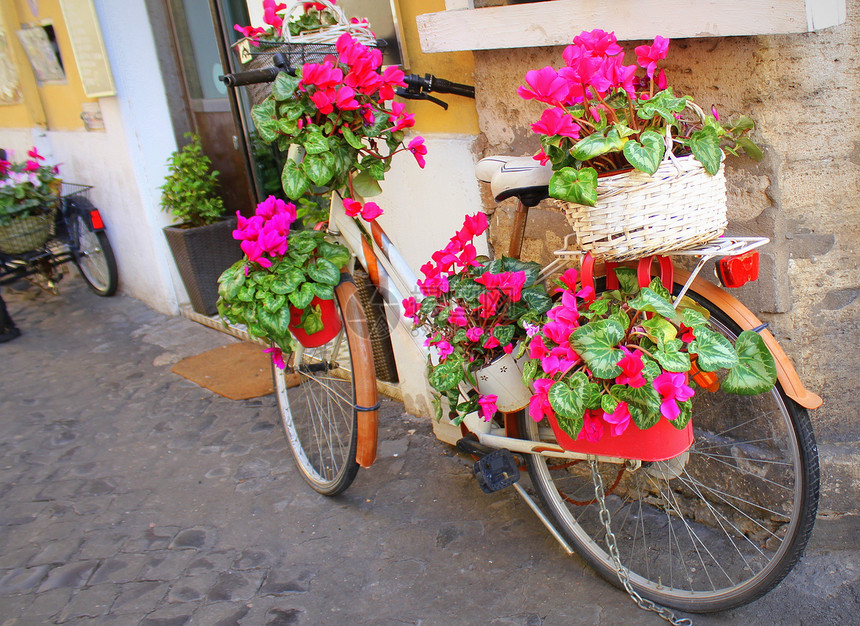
(676, 269, 822, 410)
(336, 276, 379, 467)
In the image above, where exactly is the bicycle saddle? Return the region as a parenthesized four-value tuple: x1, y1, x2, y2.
(475, 155, 553, 207)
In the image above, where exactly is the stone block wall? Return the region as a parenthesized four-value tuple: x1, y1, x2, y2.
(470, 4, 859, 521)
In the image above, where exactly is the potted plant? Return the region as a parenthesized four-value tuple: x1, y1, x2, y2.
(520, 29, 762, 260)
(250, 32, 426, 213)
(404, 212, 552, 421)
(160, 133, 242, 316)
(523, 265, 777, 460)
(217, 195, 350, 366)
(0, 147, 60, 254)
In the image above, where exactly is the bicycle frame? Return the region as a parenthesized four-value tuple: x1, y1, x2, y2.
(326, 192, 822, 468)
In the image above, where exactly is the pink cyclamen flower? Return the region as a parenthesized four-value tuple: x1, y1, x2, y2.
(573, 29, 623, 57)
(234, 24, 266, 39)
(635, 35, 670, 78)
(359, 201, 383, 221)
(578, 409, 605, 442)
(264, 346, 286, 370)
(531, 107, 581, 139)
(402, 297, 420, 320)
(616, 348, 647, 388)
(407, 136, 427, 168)
(27, 147, 45, 161)
(466, 327, 483, 342)
(343, 197, 363, 217)
(518, 66, 568, 104)
(653, 371, 695, 420)
(448, 306, 468, 327)
(602, 402, 631, 437)
(24, 160, 40, 172)
(478, 394, 498, 422)
(436, 341, 454, 360)
(529, 378, 555, 423)
(335, 86, 360, 110)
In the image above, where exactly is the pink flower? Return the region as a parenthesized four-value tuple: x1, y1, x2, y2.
(466, 327, 483, 342)
(407, 136, 427, 168)
(573, 29, 623, 57)
(448, 306, 468, 327)
(482, 335, 500, 350)
(234, 24, 266, 39)
(679, 323, 696, 343)
(477, 290, 501, 318)
(531, 107, 581, 139)
(264, 346, 286, 369)
(436, 341, 454, 360)
(402, 297, 420, 320)
(518, 66, 568, 104)
(478, 394, 498, 422)
(533, 149, 550, 166)
(388, 101, 415, 132)
(653, 371, 695, 420)
(24, 160, 40, 172)
(529, 378, 555, 423)
(309, 88, 335, 115)
(343, 197, 363, 217)
(529, 335, 549, 360)
(335, 86, 360, 110)
(27, 147, 45, 161)
(635, 36, 670, 78)
(656, 68, 668, 90)
(602, 402, 631, 437)
(301, 62, 344, 90)
(578, 410, 605, 442)
(616, 348, 647, 388)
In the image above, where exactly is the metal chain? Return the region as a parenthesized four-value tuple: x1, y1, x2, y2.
(589, 459, 693, 626)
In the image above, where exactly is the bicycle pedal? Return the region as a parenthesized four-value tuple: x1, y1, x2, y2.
(473, 449, 520, 494)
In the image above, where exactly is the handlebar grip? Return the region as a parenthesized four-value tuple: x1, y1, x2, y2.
(220, 67, 280, 87)
(433, 79, 475, 99)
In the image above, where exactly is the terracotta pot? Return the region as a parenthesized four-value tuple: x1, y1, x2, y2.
(289, 295, 342, 348)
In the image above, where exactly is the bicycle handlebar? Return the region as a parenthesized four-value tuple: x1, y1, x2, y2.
(220, 67, 280, 87)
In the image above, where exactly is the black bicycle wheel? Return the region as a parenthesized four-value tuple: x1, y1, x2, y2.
(68, 197, 118, 296)
(272, 278, 375, 496)
(520, 286, 819, 613)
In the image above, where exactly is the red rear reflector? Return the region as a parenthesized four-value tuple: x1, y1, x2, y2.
(89, 210, 105, 230)
(717, 250, 759, 288)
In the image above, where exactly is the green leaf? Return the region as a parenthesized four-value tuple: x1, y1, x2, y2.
(628, 286, 677, 319)
(571, 128, 625, 161)
(351, 171, 383, 198)
(303, 131, 329, 155)
(341, 125, 365, 150)
(257, 301, 291, 338)
(280, 267, 305, 293)
(307, 258, 341, 286)
(636, 89, 688, 123)
(300, 302, 325, 335)
(671, 399, 692, 430)
(736, 136, 764, 161)
(601, 394, 618, 414)
(317, 241, 350, 269)
(613, 267, 639, 295)
(492, 324, 516, 346)
(548, 378, 586, 438)
(419, 297, 438, 316)
(689, 126, 723, 175)
(723, 330, 777, 395)
(611, 383, 662, 430)
(584, 381, 603, 410)
(570, 319, 626, 379)
(681, 307, 709, 328)
(303, 152, 336, 187)
(642, 316, 678, 347)
(251, 100, 278, 143)
(289, 282, 315, 309)
(217, 262, 246, 301)
(654, 339, 692, 372)
(622, 129, 665, 175)
(522, 358, 538, 386)
(689, 327, 739, 371)
(309, 282, 335, 300)
(272, 72, 300, 100)
(429, 357, 464, 392)
(549, 167, 598, 206)
(520, 288, 553, 314)
(454, 278, 483, 302)
(281, 160, 311, 200)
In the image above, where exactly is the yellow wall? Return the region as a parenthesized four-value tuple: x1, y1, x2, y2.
(395, 0, 479, 135)
(1, 0, 98, 131)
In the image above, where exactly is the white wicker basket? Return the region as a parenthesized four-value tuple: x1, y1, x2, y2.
(233, 0, 376, 105)
(550, 152, 727, 262)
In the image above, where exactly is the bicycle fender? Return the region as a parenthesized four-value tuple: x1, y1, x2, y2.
(676, 269, 823, 410)
(336, 275, 379, 467)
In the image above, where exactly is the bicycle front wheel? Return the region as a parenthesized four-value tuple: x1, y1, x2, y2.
(68, 197, 118, 296)
(273, 277, 376, 496)
(520, 287, 819, 613)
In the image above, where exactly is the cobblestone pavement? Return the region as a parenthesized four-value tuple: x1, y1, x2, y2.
(0, 274, 857, 625)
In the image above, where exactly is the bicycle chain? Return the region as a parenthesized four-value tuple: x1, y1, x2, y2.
(589, 459, 693, 626)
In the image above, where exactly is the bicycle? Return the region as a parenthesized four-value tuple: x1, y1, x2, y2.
(0, 182, 118, 297)
(222, 65, 821, 617)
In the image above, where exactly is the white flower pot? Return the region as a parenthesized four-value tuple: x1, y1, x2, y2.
(473, 352, 532, 413)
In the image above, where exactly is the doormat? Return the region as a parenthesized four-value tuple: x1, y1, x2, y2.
(171, 341, 274, 400)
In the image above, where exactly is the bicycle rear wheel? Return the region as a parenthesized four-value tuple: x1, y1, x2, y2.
(273, 276, 376, 496)
(68, 197, 118, 296)
(520, 286, 819, 613)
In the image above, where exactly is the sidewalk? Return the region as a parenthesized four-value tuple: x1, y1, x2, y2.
(0, 275, 856, 625)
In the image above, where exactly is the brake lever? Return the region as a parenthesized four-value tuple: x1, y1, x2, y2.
(394, 88, 449, 110)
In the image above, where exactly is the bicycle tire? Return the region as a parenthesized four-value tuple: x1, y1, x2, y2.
(273, 276, 375, 496)
(67, 197, 118, 296)
(519, 285, 819, 613)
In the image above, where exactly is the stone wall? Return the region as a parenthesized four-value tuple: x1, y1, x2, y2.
(470, 4, 859, 520)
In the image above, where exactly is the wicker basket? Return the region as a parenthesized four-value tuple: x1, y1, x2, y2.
(233, 0, 376, 105)
(0, 211, 55, 255)
(549, 102, 728, 262)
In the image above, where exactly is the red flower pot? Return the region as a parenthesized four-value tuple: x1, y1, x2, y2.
(547, 414, 693, 462)
(289, 296, 342, 348)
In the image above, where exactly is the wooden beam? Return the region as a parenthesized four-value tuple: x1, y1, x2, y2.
(417, 0, 846, 53)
